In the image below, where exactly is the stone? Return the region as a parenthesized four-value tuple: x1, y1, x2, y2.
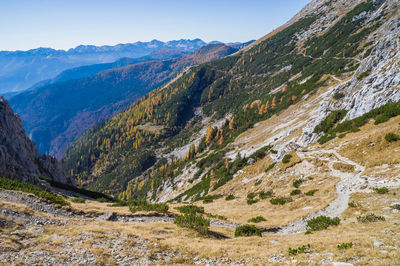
(98, 212, 117, 221)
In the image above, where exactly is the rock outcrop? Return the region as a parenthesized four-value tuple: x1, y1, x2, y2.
(0, 97, 69, 185)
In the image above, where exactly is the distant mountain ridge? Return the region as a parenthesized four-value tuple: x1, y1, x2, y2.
(0, 39, 207, 94)
(27, 48, 191, 91)
(10, 44, 239, 158)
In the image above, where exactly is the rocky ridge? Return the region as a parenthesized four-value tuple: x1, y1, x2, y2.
(0, 97, 68, 185)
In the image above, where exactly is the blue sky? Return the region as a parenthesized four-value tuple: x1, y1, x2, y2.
(0, 0, 310, 51)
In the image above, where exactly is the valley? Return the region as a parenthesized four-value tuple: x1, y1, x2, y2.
(1, 0, 400, 264)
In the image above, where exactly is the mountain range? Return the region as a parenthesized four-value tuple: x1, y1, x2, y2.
(1, 0, 400, 264)
(10, 44, 240, 158)
(0, 39, 207, 94)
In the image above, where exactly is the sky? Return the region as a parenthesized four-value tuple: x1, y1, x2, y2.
(0, 0, 310, 51)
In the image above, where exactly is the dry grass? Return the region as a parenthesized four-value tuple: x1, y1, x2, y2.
(68, 199, 132, 216)
(332, 162, 355, 173)
(182, 152, 340, 227)
(334, 116, 400, 168)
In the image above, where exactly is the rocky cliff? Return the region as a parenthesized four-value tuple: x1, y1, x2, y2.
(0, 97, 68, 185)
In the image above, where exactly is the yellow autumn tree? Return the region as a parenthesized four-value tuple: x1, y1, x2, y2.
(205, 125, 214, 146)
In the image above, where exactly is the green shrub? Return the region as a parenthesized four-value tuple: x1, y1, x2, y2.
(306, 216, 340, 231)
(270, 197, 293, 205)
(255, 179, 262, 186)
(290, 189, 302, 196)
(391, 204, 400, 210)
(129, 200, 169, 213)
(314, 110, 347, 134)
(357, 213, 385, 223)
(248, 216, 267, 223)
(234, 225, 262, 237)
(282, 154, 292, 164)
(373, 187, 389, 194)
(95, 197, 113, 203)
(293, 178, 304, 188)
(174, 214, 210, 235)
(288, 244, 311, 256)
(225, 194, 235, 201)
(385, 133, 400, 143)
(333, 92, 345, 100)
(305, 189, 318, 196)
(247, 198, 259, 205)
(265, 163, 276, 173)
(259, 190, 274, 199)
(337, 242, 353, 250)
(202, 194, 223, 203)
(247, 192, 257, 199)
(375, 114, 389, 124)
(206, 213, 227, 220)
(176, 205, 204, 215)
(71, 197, 86, 203)
(0, 177, 69, 206)
(357, 69, 372, 80)
(348, 201, 357, 208)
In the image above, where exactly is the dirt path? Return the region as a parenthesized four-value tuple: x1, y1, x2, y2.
(266, 148, 366, 235)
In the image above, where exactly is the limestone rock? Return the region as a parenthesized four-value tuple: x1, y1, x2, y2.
(0, 97, 69, 185)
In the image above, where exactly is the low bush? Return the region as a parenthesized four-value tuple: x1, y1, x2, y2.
(333, 92, 345, 100)
(293, 178, 304, 188)
(282, 154, 292, 164)
(357, 213, 385, 223)
(290, 189, 302, 196)
(174, 214, 210, 235)
(373, 187, 389, 194)
(306, 216, 340, 231)
(234, 225, 262, 237)
(176, 205, 204, 215)
(288, 244, 311, 256)
(95, 197, 113, 203)
(206, 213, 227, 220)
(391, 204, 400, 210)
(248, 216, 267, 223)
(255, 179, 262, 186)
(265, 163, 276, 173)
(259, 190, 274, 199)
(385, 133, 400, 143)
(305, 189, 318, 196)
(225, 194, 235, 201)
(0, 177, 69, 206)
(348, 201, 357, 208)
(375, 114, 389, 124)
(270, 197, 293, 205)
(357, 69, 371, 80)
(247, 192, 257, 199)
(71, 197, 86, 203)
(129, 200, 169, 213)
(247, 198, 259, 205)
(202, 194, 223, 203)
(337, 242, 353, 250)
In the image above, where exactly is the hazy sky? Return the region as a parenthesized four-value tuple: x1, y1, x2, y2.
(0, 0, 310, 51)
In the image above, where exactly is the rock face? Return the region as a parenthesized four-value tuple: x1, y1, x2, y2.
(0, 97, 69, 185)
(298, 0, 400, 147)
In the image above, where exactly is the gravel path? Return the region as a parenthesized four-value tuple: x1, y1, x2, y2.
(266, 148, 366, 235)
